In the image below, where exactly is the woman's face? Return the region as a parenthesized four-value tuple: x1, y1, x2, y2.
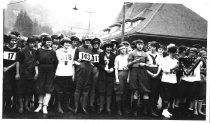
(136, 43, 144, 51)
(45, 41, 52, 48)
(9, 39, 17, 47)
(63, 42, 71, 49)
(120, 48, 126, 55)
(28, 42, 35, 49)
(93, 43, 99, 49)
(84, 40, 91, 46)
(127, 47, 132, 54)
(105, 46, 112, 52)
(151, 46, 156, 52)
(158, 48, 164, 55)
(72, 41, 78, 48)
(52, 44, 58, 51)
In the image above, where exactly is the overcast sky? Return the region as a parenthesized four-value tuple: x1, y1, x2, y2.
(2, 0, 209, 34)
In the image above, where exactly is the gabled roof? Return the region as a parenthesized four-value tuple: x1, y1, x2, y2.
(104, 3, 207, 40)
(138, 4, 207, 39)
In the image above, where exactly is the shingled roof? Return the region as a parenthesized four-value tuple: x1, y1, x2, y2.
(103, 3, 207, 40)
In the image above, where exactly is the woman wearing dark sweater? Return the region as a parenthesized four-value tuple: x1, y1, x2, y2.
(34, 36, 58, 114)
(97, 42, 116, 114)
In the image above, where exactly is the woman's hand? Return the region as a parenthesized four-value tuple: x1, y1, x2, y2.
(15, 73, 20, 80)
(115, 79, 120, 84)
(34, 73, 38, 80)
(139, 63, 146, 67)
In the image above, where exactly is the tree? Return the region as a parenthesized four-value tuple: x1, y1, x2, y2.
(14, 10, 33, 37)
(13, 10, 53, 36)
(32, 18, 42, 35)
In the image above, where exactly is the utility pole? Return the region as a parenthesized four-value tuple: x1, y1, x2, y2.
(73, 5, 95, 37)
(86, 10, 95, 36)
(121, 2, 126, 42)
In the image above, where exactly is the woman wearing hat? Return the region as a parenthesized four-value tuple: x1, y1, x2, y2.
(110, 39, 119, 54)
(114, 44, 129, 115)
(54, 37, 75, 113)
(153, 46, 179, 118)
(70, 36, 80, 49)
(176, 47, 205, 116)
(15, 37, 38, 113)
(89, 38, 101, 112)
(146, 41, 161, 117)
(3, 35, 20, 112)
(127, 39, 151, 116)
(128, 40, 150, 116)
(34, 36, 58, 114)
(97, 42, 116, 114)
(73, 37, 93, 114)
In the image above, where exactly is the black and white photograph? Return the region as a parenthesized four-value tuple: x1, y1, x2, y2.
(1, 0, 209, 122)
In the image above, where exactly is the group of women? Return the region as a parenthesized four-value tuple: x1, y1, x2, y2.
(3, 32, 206, 119)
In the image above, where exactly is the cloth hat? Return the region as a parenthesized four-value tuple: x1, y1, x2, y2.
(178, 45, 187, 53)
(135, 39, 144, 44)
(91, 38, 101, 45)
(121, 41, 130, 46)
(26, 37, 36, 45)
(167, 43, 175, 50)
(189, 47, 198, 53)
(102, 42, 114, 50)
(118, 44, 126, 50)
(51, 35, 59, 40)
(32, 35, 41, 42)
(70, 36, 80, 41)
(42, 36, 52, 42)
(110, 39, 119, 46)
(82, 36, 92, 43)
(60, 37, 71, 45)
(10, 31, 20, 37)
(9, 34, 18, 40)
(158, 44, 165, 50)
(167, 46, 177, 54)
(199, 50, 207, 57)
(150, 41, 160, 48)
(42, 36, 52, 46)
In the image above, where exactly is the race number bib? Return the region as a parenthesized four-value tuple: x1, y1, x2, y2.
(92, 54, 99, 63)
(60, 54, 72, 61)
(79, 52, 92, 61)
(60, 54, 72, 65)
(4, 51, 16, 60)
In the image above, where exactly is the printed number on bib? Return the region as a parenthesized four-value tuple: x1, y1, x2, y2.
(60, 54, 72, 65)
(4, 51, 16, 60)
(79, 52, 91, 61)
(92, 54, 99, 63)
(61, 54, 72, 61)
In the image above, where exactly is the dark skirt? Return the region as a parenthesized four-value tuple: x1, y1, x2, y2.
(160, 82, 176, 101)
(198, 82, 206, 100)
(129, 67, 150, 94)
(177, 80, 201, 101)
(54, 76, 73, 94)
(35, 70, 55, 95)
(75, 62, 93, 93)
(3, 68, 16, 92)
(97, 70, 114, 96)
(147, 67, 161, 96)
(16, 78, 34, 98)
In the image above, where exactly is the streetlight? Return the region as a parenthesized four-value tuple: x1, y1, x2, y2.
(72, 5, 95, 36)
